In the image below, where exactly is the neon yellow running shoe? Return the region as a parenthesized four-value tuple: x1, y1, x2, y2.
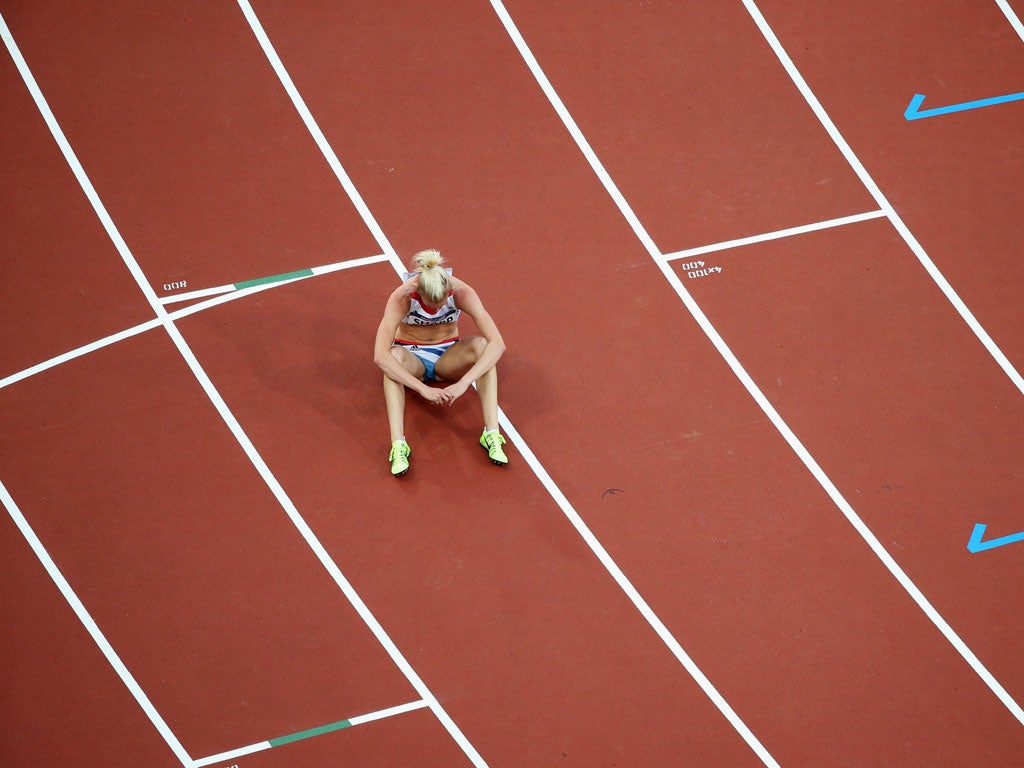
(479, 430, 508, 466)
(389, 440, 411, 476)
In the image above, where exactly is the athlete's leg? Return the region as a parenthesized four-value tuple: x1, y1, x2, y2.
(436, 338, 507, 465)
(435, 337, 499, 430)
(475, 365, 499, 432)
(384, 346, 425, 442)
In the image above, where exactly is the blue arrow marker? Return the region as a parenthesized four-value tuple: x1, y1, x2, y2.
(905, 90, 1024, 120)
(967, 523, 1024, 553)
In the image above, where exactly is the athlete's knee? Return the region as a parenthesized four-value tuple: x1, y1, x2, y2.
(390, 346, 417, 366)
(389, 346, 422, 374)
(462, 336, 487, 360)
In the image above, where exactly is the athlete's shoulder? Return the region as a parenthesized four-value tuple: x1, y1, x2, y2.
(392, 277, 417, 297)
(385, 281, 414, 311)
(449, 276, 476, 294)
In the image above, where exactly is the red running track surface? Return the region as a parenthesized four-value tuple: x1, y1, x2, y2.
(2, 2, 1023, 767)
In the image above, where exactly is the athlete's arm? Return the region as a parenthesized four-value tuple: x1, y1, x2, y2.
(441, 280, 506, 400)
(373, 286, 443, 400)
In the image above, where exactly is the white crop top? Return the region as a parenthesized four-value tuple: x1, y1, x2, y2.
(401, 270, 462, 326)
(403, 292, 461, 326)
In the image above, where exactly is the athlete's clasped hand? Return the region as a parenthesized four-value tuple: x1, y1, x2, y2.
(421, 381, 468, 407)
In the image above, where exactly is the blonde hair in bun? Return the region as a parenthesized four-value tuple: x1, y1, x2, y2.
(411, 249, 451, 304)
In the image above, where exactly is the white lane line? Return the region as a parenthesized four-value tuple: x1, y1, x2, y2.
(489, 3, 780, 766)
(4, 11, 480, 768)
(0, 318, 163, 391)
(493, 414, 782, 764)
(348, 699, 431, 726)
(158, 253, 389, 305)
(0, 480, 195, 767)
(193, 741, 270, 768)
(665, 210, 886, 261)
(312, 254, 391, 275)
(159, 284, 236, 305)
(192, 700, 430, 767)
(236, 4, 488, 766)
(235, 0, 397, 259)
(491, 0, 1024, 732)
(742, 0, 1024, 398)
(996, 0, 1024, 43)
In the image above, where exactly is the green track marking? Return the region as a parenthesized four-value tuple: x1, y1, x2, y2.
(234, 268, 314, 290)
(268, 718, 352, 747)
(193, 701, 428, 766)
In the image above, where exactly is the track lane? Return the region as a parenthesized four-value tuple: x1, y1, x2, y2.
(1, 1, 380, 300)
(243, 1, 1024, 764)
(0, 332, 420, 759)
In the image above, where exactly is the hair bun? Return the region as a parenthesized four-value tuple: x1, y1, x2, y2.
(410, 249, 452, 303)
(412, 248, 444, 271)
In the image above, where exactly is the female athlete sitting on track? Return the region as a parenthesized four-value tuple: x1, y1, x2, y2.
(373, 249, 508, 476)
